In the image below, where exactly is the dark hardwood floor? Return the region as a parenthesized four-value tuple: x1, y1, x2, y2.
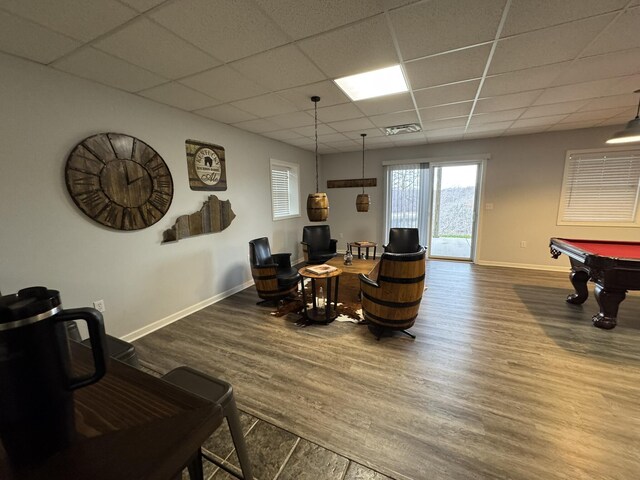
(134, 260, 640, 480)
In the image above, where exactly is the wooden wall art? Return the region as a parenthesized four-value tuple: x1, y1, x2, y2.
(185, 139, 227, 191)
(162, 195, 235, 243)
(65, 133, 173, 231)
(327, 178, 377, 189)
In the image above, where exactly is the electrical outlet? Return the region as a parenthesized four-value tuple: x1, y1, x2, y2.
(485, 203, 494, 210)
(93, 299, 106, 313)
(520, 241, 527, 248)
(340, 232, 344, 238)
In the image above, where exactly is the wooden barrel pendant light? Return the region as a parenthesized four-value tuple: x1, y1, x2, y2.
(307, 96, 329, 222)
(356, 133, 370, 212)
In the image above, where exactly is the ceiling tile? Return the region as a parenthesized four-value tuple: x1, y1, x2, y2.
(355, 93, 415, 116)
(552, 48, 640, 86)
(425, 127, 466, 140)
(231, 94, 298, 117)
(420, 102, 473, 121)
(421, 117, 468, 131)
(481, 62, 570, 96)
(560, 106, 630, 123)
(267, 111, 315, 129)
(276, 80, 350, 109)
(390, 0, 505, 60)
(138, 82, 220, 110)
(533, 77, 621, 105)
(510, 114, 568, 128)
(194, 104, 258, 124)
(231, 45, 326, 91)
(119, 0, 165, 12)
(297, 16, 398, 78)
(362, 136, 396, 146)
(612, 73, 640, 96)
(255, 0, 383, 40)
(344, 128, 385, 139)
(314, 103, 364, 123)
(327, 117, 377, 132)
(582, 6, 640, 56)
(287, 137, 317, 148)
(404, 44, 491, 89)
(317, 132, 350, 143)
(546, 121, 598, 131)
(0, 10, 80, 64)
(326, 140, 360, 151)
(501, 0, 627, 37)
(293, 123, 337, 136)
(94, 18, 219, 79)
(520, 99, 589, 119)
(579, 93, 638, 111)
(413, 80, 480, 108)
(52, 47, 166, 92)
(489, 14, 615, 74)
(392, 132, 428, 146)
(465, 120, 513, 133)
(180, 66, 268, 102)
(503, 126, 548, 136)
(368, 110, 419, 128)
(150, 0, 288, 62)
(469, 108, 526, 124)
(262, 130, 304, 141)
(0, 0, 137, 42)
(231, 118, 281, 133)
(474, 90, 542, 113)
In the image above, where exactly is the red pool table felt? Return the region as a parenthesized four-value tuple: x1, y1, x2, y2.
(563, 240, 640, 260)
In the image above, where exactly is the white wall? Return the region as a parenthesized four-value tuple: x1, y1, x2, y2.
(321, 126, 639, 270)
(0, 53, 314, 338)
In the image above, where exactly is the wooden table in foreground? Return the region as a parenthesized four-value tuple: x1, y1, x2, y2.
(0, 343, 223, 480)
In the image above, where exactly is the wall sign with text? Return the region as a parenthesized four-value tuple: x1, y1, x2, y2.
(185, 139, 227, 191)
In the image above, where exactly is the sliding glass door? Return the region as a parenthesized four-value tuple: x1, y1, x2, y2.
(384, 160, 483, 261)
(384, 164, 430, 245)
(428, 163, 480, 260)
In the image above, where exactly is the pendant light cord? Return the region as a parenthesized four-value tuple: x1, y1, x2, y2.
(314, 97, 319, 193)
(361, 133, 366, 194)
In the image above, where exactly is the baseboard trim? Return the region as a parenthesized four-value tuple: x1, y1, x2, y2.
(475, 260, 568, 272)
(121, 279, 255, 342)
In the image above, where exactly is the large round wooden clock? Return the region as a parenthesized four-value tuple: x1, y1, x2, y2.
(65, 133, 174, 231)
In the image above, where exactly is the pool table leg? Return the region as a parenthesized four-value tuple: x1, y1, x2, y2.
(592, 285, 626, 330)
(567, 267, 589, 304)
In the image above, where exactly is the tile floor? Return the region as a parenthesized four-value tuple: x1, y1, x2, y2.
(139, 366, 393, 480)
(186, 409, 394, 480)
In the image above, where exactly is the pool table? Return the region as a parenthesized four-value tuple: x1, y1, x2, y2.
(550, 237, 640, 329)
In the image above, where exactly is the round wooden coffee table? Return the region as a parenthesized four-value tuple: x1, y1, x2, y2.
(298, 266, 342, 325)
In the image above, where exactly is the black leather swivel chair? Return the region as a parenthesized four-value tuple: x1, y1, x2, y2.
(301, 225, 338, 264)
(384, 228, 422, 253)
(249, 237, 300, 305)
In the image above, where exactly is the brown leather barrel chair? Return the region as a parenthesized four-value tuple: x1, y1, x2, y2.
(359, 247, 426, 339)
(249, 237, 300, 305)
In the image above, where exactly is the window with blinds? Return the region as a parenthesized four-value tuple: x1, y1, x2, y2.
(558, 148, 640, 226)
(270, 159, 300, 220)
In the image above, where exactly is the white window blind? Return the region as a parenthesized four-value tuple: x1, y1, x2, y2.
(558, 148, 640, 225)
(270, 159, 300, 220)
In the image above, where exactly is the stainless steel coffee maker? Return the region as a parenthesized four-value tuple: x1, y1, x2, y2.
(0, 286, 107, 465)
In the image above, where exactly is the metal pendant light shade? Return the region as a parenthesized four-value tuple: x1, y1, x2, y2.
(606, 89, 640, 144)
(307, 96, 329, 222)
(356, 133, 370, 212)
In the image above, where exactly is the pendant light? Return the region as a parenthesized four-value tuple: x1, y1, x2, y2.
(356, 133, 370, 212)
(606, 89, 640, 144)
(306, 96, 329, 221)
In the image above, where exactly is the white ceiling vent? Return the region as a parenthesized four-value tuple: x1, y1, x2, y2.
(383, 123, 422, 135)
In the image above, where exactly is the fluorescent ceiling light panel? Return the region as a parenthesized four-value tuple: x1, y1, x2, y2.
(334, 65, 408, 101)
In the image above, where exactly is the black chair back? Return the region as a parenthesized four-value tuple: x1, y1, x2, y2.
(302, 226, 331, 250)
(386, 228, 421, 253)
(249, 237, 272, 266)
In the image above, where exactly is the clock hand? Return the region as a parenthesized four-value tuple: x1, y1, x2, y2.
(128, 175, 145, 185)
(124, 164, 131, 185)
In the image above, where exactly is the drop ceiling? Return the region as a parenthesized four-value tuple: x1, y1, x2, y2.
(1, 0, 639, 153)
